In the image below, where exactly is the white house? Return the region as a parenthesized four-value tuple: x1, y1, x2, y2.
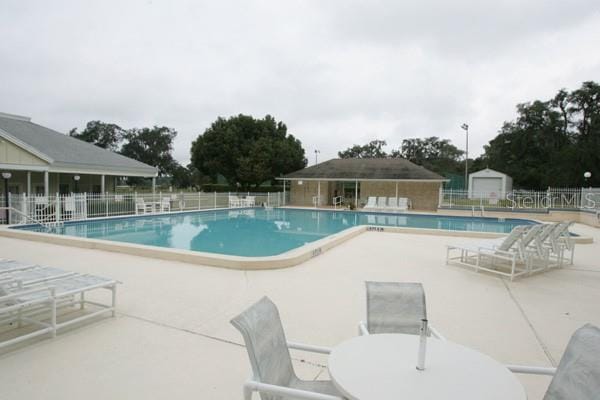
(468, 168, 512, 199)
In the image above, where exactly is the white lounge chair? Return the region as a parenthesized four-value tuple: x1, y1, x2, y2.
(376, 197, 387, 209)
(387, 197, 398, 210)
(364, 197, 377, 209)
(243, 196, 255, 207)
(446, 225, 533, 280)
(0, 272, 117, 349)
(135, 198, 150, 214)
(358, 281, 445, 340)
(231, 297, 344, 400)
(229, 195, 241, 208)
(506, 323, 600, 399)
(160, 197, 171, 212)
(397, 197, 409, 211)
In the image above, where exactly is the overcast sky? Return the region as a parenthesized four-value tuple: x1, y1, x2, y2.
(1, 1, 599, 166)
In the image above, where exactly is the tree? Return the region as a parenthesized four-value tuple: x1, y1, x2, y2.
(477, 81, 600, 188)
(190, 114, 306, 188)
(121, 126, 178, 176)
(69, 121, 125, 150)
(391, 137, 464, 175)
(338, 140, 388, 158)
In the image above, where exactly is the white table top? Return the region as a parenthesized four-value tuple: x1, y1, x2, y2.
(328, 334, 526, 400)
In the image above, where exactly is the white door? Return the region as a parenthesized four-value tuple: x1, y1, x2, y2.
(472, 177, 502, 198)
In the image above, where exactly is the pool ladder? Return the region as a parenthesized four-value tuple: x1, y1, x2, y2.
(471, 205, 485, 217)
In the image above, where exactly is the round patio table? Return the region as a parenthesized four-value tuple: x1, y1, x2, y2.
(328, 334, 526, 400)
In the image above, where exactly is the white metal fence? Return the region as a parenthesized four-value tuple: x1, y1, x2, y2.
(0, 191, 289, 225)
(439, 188, 600, 211)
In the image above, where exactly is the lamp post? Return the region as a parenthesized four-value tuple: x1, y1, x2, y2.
(461, 123, 469, 191)
(584, 171, 592, 188)
(73, 175, 81, 193)
(314, 149, 320, 165)
(2, 172, 12, 224)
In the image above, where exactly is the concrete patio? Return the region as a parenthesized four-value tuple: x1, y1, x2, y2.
(0, 223, 599, 400)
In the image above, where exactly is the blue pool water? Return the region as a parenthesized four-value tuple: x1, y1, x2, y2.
(14, 208, 535, 257)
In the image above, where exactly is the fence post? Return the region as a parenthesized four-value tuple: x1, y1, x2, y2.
(55, 193, 61, 223)
(134, 192, 138, 215)
(21, 193, 27, 224)
(198, 192, 201, 210)
(214, 191, 217, 209)
(180, 191, 184, 211)
(105, 192, 109, 216)
(159, 192, 162, 213)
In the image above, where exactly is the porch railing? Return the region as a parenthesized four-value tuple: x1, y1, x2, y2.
(0, 191, 289, 225)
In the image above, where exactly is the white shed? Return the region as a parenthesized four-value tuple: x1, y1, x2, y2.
(468, 168, 512, 199)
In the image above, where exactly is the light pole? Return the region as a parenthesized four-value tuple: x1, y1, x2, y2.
(2, 172, 12, 224)
(73, 175, 81, 193)
(461, 123, 469, 191)
(584, 171, 592, 188)
(314, 149, 321, 165)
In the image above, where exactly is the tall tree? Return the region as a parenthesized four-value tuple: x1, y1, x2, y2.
(338, 140, 388, 158)
(69, 121, 125, 150)
(190, 115, 306, 188)
(478, 81, 600, 188)
(121, 126, 178, 176)
(391, 137, 464, 175)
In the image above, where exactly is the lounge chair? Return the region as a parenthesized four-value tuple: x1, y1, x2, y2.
(397, 197, 409, 211)
(549, 221, 575, 266)
(229, 195, 241, 208)
(231, 297, 344, 400)
(376, 197, 387, 209)
(358, 282, 445, 340)
(243, 196, 256, 207)
(0, 272, 117, 349)
(364, 197, 377, 209)
(135, 198, 150, 215)
(160, 197, 171, 212)
(387, 197, 398, 210)
(446, 225, 533, 280)
(507, 323, 600, 399)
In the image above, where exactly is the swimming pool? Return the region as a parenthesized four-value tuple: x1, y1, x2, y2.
(14, 208, 535, 257)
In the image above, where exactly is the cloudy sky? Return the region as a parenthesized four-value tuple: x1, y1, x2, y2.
(1, 1, 599, 166)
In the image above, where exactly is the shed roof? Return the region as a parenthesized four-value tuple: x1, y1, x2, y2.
(0, 112, 157, 176)
(281, 158, 445, 181)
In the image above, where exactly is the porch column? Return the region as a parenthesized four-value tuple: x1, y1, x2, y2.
(317, 181, 321, 207)
(355, 180, 358, 206)
(101, 174, 106, 193)
(44, 171, 49, 197)
(26, 172, 31, 195)
(152, 177, 156, 194)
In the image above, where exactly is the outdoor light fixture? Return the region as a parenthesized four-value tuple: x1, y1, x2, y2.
(314, 149, 320, 165)
(584, 171, 592, 179)
(298, 180, 303, 185)
(461, 124, 469, 191)
(1, 172, 11, 180)
(73, 175, 81, 193)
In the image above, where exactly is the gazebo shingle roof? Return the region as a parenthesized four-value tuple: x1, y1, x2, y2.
(282, 158, 444, 181)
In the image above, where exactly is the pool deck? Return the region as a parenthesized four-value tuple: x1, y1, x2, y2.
(0, 223, 599, 399)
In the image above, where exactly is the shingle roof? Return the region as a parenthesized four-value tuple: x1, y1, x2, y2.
(0, 113, 156, 176)
(282, 158, 445, 180)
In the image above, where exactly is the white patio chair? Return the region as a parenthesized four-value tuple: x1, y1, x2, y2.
(358, 282, 445, 340)
(231, 297, 344, 400)
(229, 195, 241, 208)
(135, 198, 148, 215)
(446, 225, 532, 280)
(506, 323, 600, 400)
(376, 197, 387, 209)
(364, 197, 377, 209)
(548, 221, 575, 266)
(160, 197, 171, 212)
(397, 197, 409, 211)
(0, 272, 118, 349)
(387, 197, 398, 210)
(244, 196, 256, 207)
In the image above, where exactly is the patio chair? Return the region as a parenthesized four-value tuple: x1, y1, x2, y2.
(135, 198, 148, 215)
(229, 195, 241, 208)
(376, 197, 387, 209)
(358, 282, 445, 340)
(386, 197, 398, 210)
(160, 197, 171, 213)
(244, 196, 256, 207)
(364, 197, 377, 209)
(506, 323, 600, 400)
(231, 297, 344, 400)
(0, 272, 118, 349)
(397, 197, 409, 211)
(548, 221, 575, 266)
(446, 225, 532, 280)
